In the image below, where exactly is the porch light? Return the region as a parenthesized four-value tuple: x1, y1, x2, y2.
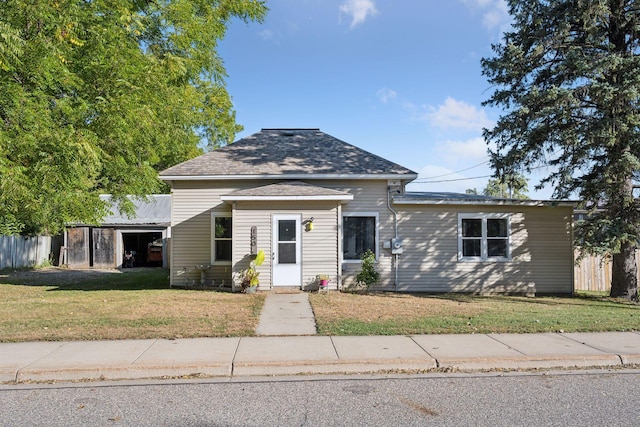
(306, 217, 314, 231)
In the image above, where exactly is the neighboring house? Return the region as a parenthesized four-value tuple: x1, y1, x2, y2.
(64, 195, 171, 269)
(159, 128, 574, 294)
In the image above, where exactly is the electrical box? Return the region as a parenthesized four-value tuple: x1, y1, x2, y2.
(383, 240, 391, 249)
(391, 238, 403, 254)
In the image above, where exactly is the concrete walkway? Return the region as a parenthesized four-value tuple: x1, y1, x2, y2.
(255, 292, 316, 336)
(1, 332, 640, 383)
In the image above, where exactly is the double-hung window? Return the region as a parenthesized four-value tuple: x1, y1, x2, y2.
(343, 212, 378, 261)
(458, 214, 510, 261)
(212, 215, 232, 264)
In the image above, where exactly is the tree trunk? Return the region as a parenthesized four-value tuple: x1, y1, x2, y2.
(611, 241, 638, 301)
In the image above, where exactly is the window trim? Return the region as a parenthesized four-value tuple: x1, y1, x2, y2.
(211, 213, 232, 265)
(342, 212, 379, 263)
(458, 213, 511, 262)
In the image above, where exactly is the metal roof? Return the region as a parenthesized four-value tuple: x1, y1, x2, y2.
(98, 195, 171, 226)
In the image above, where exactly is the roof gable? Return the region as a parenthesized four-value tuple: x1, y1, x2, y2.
(160, 128, 417, 179)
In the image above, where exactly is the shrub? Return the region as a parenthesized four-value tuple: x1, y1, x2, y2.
(356, 249, 379, 288)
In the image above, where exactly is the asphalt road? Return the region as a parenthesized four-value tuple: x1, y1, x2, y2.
(2, 370, 639, 426)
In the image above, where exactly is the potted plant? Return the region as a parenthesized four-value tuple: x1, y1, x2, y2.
(317, 274, 330, 288)
(239, 250, 265, 293)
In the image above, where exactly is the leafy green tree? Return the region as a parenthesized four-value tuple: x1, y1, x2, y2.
(0, 0, 266, 235)
(482, 0, 640, 301)
(483, 174, 529, 199)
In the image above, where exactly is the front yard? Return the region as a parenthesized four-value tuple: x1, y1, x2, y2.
(309, 291, 640, 335)
(0, 268, 264, 342)
(0, 267, 638, 342)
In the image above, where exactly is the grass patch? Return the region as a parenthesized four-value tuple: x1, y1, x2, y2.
(309, 292, 639, 335)
(0, 268, 264, 342)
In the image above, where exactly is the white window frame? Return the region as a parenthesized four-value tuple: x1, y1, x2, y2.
(342, 212, 379, 263)
(211, 213, 232, 265)
(458, 213, 511, 262)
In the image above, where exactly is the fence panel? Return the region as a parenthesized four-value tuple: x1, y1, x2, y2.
(0, 235, 53, 269)
(574, 251, 640, 292)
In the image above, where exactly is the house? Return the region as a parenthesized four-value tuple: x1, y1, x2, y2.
(159, 128, 574, 294)
(64, 195, 171, 269)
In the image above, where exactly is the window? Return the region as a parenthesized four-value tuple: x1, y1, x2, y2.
(212, 215, 232, 263)
(343, 213, 378, 261)
(458, 214, 510, 261)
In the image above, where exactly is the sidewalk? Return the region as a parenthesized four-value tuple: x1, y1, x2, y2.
(2, 294, 640, 383)
(2, 332, 640, 383)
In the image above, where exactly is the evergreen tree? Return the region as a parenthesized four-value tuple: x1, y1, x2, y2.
(0, 0, 266, 235)
(482, 0, 640, 300)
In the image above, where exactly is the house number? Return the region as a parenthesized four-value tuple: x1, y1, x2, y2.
(250, 226, 257, 255)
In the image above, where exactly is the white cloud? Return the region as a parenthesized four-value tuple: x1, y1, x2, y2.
(437, 137, 490, 163)
(459, 0, 511, 33)
(258, 29, 275, 41)
(422, 97, 493, 131)
(376, 87, 397, 104)
(339, 0, 378, 28)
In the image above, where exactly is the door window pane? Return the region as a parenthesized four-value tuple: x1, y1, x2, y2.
(279, 220, 296, 242)
(278, 243, 296, 264)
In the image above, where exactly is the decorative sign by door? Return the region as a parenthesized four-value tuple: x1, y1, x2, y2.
(250, 226, 257, 255)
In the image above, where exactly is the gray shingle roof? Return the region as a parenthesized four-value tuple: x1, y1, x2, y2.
(221, 181, 353, 201)
(159, 129, 417, 179)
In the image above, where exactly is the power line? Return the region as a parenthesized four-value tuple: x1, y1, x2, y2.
(415, 160, 490, 181)
(416, 174, 494, 184)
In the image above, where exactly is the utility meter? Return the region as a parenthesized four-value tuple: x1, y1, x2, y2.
(391, 238, 403, 254)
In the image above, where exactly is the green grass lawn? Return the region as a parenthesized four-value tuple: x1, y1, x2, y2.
(1, 267, 638, 341)
(308, 291, 640, 336)
(0, 268, 264, 342)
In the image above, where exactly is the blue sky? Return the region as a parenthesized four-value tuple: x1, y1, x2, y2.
(218, 0, 553, 198)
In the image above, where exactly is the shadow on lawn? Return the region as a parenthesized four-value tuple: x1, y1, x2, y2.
(0, 267, 170, 291)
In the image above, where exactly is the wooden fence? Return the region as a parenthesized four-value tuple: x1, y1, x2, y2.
(574, 251, 640, 292)
(0, 235, 59, 269)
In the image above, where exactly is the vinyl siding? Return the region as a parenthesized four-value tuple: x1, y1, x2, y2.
(169, 180, 258, 287)
(231, 201, 340, 290)
(168, 180, 347, 288)
(394, 205, 574, 294)
(168, 179, 573, 294)
(317, 180, 397, 290)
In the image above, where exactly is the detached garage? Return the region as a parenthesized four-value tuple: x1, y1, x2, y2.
(64, 195, 171, 269)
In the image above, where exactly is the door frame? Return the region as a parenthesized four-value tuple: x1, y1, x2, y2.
(271, 214, 302, 287)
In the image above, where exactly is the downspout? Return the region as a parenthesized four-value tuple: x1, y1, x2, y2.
(387, 187, 399, 291)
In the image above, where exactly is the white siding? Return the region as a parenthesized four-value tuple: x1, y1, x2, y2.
(394, 205, 574, 294)
(168, 178, 573, 294)
(232, 201, 340, 290)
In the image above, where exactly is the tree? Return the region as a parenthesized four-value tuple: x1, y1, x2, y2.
(482, 0, 640, 301)
(0, 0, 266, 235)
(483, 174, 529, 199)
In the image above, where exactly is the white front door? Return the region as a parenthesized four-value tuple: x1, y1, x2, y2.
(272, 214, 302, 287)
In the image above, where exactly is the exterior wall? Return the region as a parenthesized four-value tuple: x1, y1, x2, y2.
(169, 180, 254, 287)
(231, 201, 340, 290)
(168, 178, 394, 289)
(319, 180, 397, 290)
(168, 179, 573, 294)
(392, 204, 574, 295)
